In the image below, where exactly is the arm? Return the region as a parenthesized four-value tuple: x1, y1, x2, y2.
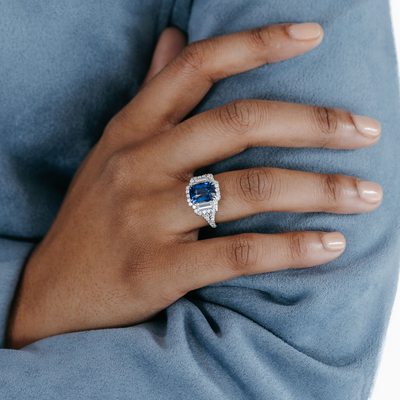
(0, 0, 398, 399)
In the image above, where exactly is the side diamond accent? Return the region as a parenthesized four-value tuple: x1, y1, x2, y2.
(202, 212, 216, 228)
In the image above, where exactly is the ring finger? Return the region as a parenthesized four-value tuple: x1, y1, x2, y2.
(165, 168, 383, 232)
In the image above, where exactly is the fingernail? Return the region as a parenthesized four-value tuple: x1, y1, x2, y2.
(356, 180, 383, 204)
(287, 23, 322, 40)
(351, 114, 381, 138)
(321, 232, 346, 252)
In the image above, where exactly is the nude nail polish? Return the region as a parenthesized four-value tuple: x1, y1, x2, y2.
(286, 23, 322, 40)
(321, 232, 346, 252)
(351, 114, 381, 138)
(356, 180, 383, 204)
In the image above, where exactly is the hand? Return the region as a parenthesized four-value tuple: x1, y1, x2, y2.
(7, 23, 383, 349)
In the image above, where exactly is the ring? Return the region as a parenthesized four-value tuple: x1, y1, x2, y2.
(186, 173, 221, 228)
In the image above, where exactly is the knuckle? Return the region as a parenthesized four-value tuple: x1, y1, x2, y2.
(285, 232, 309, 263)
(226, 234, 259, 274)
(249, 26, 275, 49)
(176, 41, 208, 75)
(102, 149, 138, 189)
(238, 168, 274, 203)
(310, 106, 338, 145)
(103, 115, 120, 137)
(218, 100, 256, 135)
(102, 114, 128, 149)
(322, 174, 343, 205)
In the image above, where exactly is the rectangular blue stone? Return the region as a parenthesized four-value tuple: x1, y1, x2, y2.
(190, 181, 216, 204)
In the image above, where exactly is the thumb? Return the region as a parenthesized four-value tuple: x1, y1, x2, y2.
(142, 27, 187, 87)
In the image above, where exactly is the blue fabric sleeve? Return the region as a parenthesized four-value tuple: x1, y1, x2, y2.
(0, 0, 399, 399)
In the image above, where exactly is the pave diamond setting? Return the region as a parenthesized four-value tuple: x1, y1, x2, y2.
(186, 174, 220, 228)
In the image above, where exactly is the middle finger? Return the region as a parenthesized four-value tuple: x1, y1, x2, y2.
(146, 100, 381, 175)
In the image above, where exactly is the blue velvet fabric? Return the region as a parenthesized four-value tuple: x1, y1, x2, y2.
(0, 0, 399, 398)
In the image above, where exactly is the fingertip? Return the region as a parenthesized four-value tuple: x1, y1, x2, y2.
(320, 232, 346, 252)
(286, 22, 323, 41)
(161, 27, 187, 48)
(317, 26, 324, 46)
(350, 114, 382, 139)
(356, 180, 383, 205)
(143, 27, 188, 86)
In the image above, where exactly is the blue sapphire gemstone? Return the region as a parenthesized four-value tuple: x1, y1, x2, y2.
(190, 181, 216, 204)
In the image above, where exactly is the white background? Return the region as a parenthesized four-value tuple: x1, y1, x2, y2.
(370, 1, 400, 399)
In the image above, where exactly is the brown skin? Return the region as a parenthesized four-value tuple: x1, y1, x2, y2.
(6, 24, 383, 349)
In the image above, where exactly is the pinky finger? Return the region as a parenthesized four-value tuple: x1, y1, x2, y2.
(172, 231, 345, 294)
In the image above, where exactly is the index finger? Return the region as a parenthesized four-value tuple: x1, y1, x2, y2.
(112, 23, 324, 142)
